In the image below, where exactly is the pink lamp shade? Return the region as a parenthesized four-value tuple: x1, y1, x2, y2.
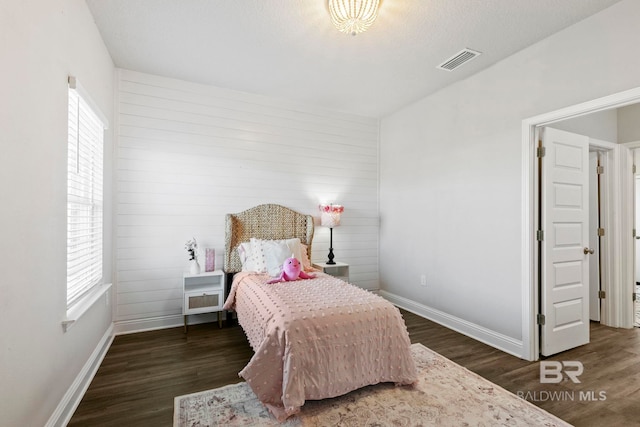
(319, 204, 344, 228)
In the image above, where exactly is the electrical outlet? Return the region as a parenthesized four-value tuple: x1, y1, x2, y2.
(420, 274, 427, 286)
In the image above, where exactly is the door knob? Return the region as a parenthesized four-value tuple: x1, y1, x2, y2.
(584, 247, 594, 255)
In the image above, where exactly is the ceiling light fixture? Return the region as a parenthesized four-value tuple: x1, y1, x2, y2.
(328, 0, 380, 36)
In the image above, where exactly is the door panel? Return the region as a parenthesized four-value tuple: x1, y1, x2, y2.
(541, 127, 590, 357)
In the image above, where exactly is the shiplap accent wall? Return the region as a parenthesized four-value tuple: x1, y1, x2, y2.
(115, 69, 379, 326)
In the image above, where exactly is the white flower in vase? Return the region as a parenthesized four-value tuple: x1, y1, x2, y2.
(185, 237, 200, 274)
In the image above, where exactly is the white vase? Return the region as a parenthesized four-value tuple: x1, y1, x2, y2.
(190, 259, 201, 275)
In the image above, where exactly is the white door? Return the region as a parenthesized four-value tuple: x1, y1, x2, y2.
(588, 152, 600, 321)
(540, 127, 591, 357)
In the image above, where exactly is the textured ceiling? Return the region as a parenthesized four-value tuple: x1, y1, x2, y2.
(86, 0, 622, 118)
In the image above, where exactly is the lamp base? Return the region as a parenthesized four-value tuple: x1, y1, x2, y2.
(326, 248, 336, 265)
(326, 227, 336, 264)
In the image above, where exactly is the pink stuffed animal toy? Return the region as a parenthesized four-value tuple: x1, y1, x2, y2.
(267, 256, 315, 284)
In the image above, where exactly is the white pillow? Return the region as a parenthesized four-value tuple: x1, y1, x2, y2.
(249, 238, 268, 273)
(263, 240, 295, 277)
(238, 242, 260, 272)
(250, 237, 303, 275)
(238, 242, 250, 264)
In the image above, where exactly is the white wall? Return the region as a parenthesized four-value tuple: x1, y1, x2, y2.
(0, 1, 114, 425)
(551, 109, 618, 142)
(618, 103, 640, 143)
(114, 70, 379, 330)
(379, 0, 640, 353)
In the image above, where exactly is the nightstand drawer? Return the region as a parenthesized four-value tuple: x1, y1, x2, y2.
(184, 290, 223, 315)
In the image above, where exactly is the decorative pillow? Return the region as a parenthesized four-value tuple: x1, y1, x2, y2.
(238, 242, 250, 264)
(250, 237, 303, 275)
(238, 242, 260, 272)
(249, 238, 267, 273)
(299, 244, 313, 271)
(263, 241, 294, 277)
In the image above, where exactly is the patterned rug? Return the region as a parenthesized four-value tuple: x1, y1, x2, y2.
(174, 343, 570, 426)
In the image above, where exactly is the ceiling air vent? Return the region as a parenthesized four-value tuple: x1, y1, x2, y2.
(437, 48, 482, 71)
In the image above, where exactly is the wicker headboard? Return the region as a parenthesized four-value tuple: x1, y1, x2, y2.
(224, 204, 314, 273)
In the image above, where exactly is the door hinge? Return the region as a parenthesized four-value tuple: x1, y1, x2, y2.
(634, 229, 637, 238)
(597, 228, 605, 237)
(596, 165, 604, 174)
(598, 290, 606, 299)
(536, 230, 544, 241)
(537, 146, 546, 158)
(537, 313, 546, 325)
(634, 165, 637, 174)
(633, 293, 637, 302)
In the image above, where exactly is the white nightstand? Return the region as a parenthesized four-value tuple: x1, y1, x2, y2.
(183, 270, 225, 332)
(313, 262, 349, 282)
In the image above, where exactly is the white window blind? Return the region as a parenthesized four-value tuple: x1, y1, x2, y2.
(67, 77, 106, 308)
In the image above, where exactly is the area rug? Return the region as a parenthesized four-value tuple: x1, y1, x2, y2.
(174, 343, 571, 426)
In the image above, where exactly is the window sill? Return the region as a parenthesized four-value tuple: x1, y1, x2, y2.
(62, 283, 112, 332)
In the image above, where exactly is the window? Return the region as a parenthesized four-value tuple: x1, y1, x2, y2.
(67, 77, 106, 308)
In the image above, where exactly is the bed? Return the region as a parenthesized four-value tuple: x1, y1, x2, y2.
(222, 204, 417, 421)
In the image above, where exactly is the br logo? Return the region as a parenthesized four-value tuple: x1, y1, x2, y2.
(540, 361, 583, 384)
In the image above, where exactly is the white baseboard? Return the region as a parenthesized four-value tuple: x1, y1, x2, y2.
(45, 324, 114, 427)
(378, 290, 524, 359)
(113, 312, 219, 335)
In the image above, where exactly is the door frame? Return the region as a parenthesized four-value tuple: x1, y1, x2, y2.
(587, 140, 616, 327)
(623, 141, 640, 327)
(521, 87, 640, 361)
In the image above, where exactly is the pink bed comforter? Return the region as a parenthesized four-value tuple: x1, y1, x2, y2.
(223, 272, 417, 420)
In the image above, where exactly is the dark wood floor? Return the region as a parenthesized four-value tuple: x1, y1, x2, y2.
(69, 310, 640, 426)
